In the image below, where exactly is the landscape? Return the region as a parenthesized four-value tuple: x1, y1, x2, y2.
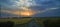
(0, 17, 60, 27)
(0, 0, 60, 27)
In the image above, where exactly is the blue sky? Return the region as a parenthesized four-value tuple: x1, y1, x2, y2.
(0, 0, 60, 17)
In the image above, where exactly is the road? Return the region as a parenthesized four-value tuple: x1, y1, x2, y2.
(15, 18, 40, 27)
(28, 18, 40, 27)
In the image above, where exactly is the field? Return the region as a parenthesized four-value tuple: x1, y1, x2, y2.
(0, 17, 60, 24)
(35, 18, 60, 27)
(0, 17, 60, 27)
(0, 18, 32, 24)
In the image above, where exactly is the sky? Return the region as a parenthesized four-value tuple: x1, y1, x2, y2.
(0, 0, 60, 17)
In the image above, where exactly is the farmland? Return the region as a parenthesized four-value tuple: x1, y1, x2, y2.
(0, 17, 60, 27)
(0, 18, 32, 24)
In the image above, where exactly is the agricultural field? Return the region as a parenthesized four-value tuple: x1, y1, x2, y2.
(35, 18, 60, 27)
(0, 17, 60, 27)
(0, 18, 32, 24)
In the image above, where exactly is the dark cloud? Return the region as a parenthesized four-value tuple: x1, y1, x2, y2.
(34, 8, 60, 17)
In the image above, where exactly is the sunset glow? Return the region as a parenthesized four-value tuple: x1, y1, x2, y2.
(20, 10, 36, 16)
(19, 7, 36, 16)
(13, 9, 36, 17)
(1, 0, 37, 17)
(1, 7, 36, 17)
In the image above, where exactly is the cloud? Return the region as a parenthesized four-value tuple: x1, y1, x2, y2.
(1, 8, 37, 17)
(1, 0, 60, 17)
(11, 0, 36, 7)
(38, 7, 60, 14)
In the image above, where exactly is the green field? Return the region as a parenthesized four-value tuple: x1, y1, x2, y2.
(0, 18, 60, 27)
(0, 18, 60, 24)
(35, 18, 60, 27)
(0, 18, 32, 24)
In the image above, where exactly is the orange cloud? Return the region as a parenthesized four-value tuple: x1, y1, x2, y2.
(12, 10, 36, 17)
(1, 7, 36, 17)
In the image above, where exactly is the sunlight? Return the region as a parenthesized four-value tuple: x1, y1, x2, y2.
(20, 11, 34, 16)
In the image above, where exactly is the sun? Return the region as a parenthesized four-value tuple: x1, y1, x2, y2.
(20, 11, 35, 17)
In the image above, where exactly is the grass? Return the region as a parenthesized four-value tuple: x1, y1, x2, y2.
(0, 18, 60, 24)
(35, 18, 60, 27)
(0, 18, 32, 24)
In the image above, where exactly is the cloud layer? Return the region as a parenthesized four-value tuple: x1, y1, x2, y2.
(1, 0, 60, 17)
